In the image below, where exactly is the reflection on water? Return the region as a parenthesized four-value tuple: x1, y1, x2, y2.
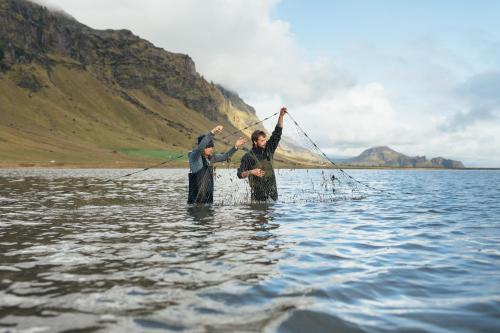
(0, 168, 500, 332)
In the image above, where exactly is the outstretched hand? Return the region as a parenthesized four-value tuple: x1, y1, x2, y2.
(235, 137, 247, 148)
(277, 107, 287, 128)
(279, 107, 287, 117)
(211, 125, 224, 134)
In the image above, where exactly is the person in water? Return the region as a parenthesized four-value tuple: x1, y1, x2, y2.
(237, 107, 287, 202)
(188, 125, 246, 204)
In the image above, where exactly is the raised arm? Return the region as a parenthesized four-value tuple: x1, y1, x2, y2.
(277, 107, 287, 128)
(267, 107, 287, 154)
(192, 132, 214, 154)
(213, 137, 247, 163)
(213, 146, 237, 163)
(191, 125, 223, 157)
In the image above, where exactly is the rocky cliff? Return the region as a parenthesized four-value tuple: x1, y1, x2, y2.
(0, 0, 319, 167)
(345, 146, 465, 168)
(0, 0, 222, 118)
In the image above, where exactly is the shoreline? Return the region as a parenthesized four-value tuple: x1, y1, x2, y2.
(0, 162, 498, 171)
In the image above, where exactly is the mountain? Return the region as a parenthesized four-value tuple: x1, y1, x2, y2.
(0, 0, 320, 167)
(344, 146, 465, 168)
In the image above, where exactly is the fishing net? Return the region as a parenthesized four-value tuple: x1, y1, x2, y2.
(82, 112, 376, 206)
(197, 113, 373, 206)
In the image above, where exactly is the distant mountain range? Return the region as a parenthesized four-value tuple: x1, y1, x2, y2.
(333, 146, 465, 168)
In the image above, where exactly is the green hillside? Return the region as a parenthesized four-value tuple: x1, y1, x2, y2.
(0, 62, 235, 167)
(0, 0, 323, 168)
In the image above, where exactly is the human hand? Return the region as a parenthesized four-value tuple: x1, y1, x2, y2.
(279, 107, 287, 117)
(250, 168, 265, 177)
(235, 137, 247, 148)
(211, 125, 224, 134)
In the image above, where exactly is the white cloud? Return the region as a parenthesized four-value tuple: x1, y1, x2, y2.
(287, 83, 423, 155)
(33, 0, 500, 166)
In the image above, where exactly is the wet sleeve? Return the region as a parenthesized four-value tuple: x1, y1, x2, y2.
(188, 151, 201, 173)
(237, 153, 251, 179)
(266, 125, 283, 154)
(213, 146, 237, 163)
(190, 132, 214, 160)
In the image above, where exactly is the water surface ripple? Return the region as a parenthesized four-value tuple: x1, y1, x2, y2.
(0, 169, 499, 332)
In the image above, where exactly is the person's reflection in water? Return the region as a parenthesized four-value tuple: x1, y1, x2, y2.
(187, 205, 215, 224)
(186, 203, 283, 256)
(248, 203, 278, 231)
(234, 203, 281, 245)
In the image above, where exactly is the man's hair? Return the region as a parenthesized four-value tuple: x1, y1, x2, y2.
(251, 130, 266, 146)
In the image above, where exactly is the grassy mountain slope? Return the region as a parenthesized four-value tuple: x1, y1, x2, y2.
(0, 62, 230, 167)
(0, 0, 321, 168)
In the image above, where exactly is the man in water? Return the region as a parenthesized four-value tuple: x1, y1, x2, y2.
(188, 125, 246, 204)
(237, 107, 287, 202)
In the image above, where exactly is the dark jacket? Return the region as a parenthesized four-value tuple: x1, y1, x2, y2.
(188, 132, 237, 204)
(237, 125, 282, 201)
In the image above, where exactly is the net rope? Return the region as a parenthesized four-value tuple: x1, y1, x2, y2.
(205, 113, 375, 205)
(54, 111, 377, 205)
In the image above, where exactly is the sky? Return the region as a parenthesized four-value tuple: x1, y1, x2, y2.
(35, 0, 500, 166)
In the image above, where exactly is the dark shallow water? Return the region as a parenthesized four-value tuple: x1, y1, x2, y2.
(0, 169, 499, 332)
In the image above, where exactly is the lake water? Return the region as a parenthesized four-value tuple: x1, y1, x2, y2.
(0, 169, 499, 332)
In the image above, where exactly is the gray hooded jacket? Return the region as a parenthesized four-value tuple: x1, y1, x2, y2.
(188, 132, 238, 173)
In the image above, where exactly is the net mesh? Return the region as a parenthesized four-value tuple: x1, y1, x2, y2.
(73, 112, 376, 206)
(201, 114, 371, 206)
